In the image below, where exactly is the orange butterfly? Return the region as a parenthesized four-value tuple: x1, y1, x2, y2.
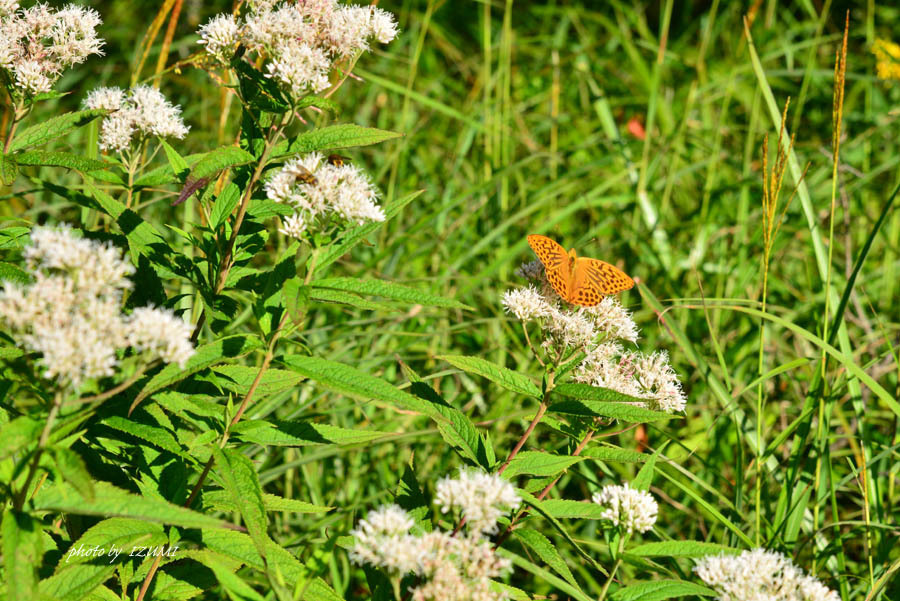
(527, 234, 634, 306)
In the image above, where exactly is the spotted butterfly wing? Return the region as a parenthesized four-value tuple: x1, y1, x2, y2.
(527, 234, 571, 301)
(570, 257, 634, 306)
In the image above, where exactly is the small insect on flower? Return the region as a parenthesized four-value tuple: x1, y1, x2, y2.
(295, 165, 318, 185)
(527, 234, 634, 307)
(326, 153, 351, 166)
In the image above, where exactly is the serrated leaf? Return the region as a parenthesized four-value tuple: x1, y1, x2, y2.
(582, 446, 648, 463)
(210, 182, 241, 228)
(192, 145, 255, 180)
(32, 481, 231, 530)
(204, 491, 332, 515)
(131, 334, 263, 413)
(548, 399, 674, 422)
(14, 150, 108, 171)
(59, 518, 166, 566)
(85, 182, 169, 261)
(284, 123, 401, 155)
(102, 414, 188, 458)
(50, 446, 95, 501)
(439, 354, 541, 397)
(9, 109, 106, 152)
(609, 580, 717, 601)
(200, 529, 344, 601)
(0, 415, 42, 460)
(309, 287, 396, 312)
(213, 448, 268, 561)
(192, 549, 266, 601)
(514, 529, 579, 588)
(0, 261, 30, 285)
(503, 451, 582, 479)
(213, 365, 303, 397)
(294, 95, 340, 113)
(554, 382, 648, 404)
(2, 509, 41, 601)
(232, 420, 391, 446)
(39, 564, 114, 601)
(313, 277, 470, 310)
(0, 153, 18, 185)
(628, 540, 742, 558)
(632, 442, 666, 491)
(540, 499, 607, 520)
(282, 355, 443, 420)
(160, 139, 189, 178)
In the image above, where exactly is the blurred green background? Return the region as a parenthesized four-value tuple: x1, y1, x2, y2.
(4, 0, 900, 597)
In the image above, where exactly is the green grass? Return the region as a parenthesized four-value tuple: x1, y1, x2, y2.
(3, 0, 900, 599)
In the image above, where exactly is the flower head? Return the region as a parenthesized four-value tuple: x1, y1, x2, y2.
(265, 152, 384, 239)
(592, 482, 658, 534)
(0, 226, 195, 388)
(434, 468, 521, 535)
(694, 549, 839, 601)
(0, 2, 103, 98)
(196, 1, 399, 99)
(84, 85, 189, 153)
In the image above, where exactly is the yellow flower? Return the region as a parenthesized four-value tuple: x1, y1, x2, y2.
(873, 38, 900, 80)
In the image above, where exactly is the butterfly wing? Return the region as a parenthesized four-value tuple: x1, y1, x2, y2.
(570, 257, 634, 306)
(527, 234, 572, 301)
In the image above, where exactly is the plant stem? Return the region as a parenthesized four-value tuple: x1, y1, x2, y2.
(497, 388, 551, 477)
(598, 536, 626, 601)
(14, 390, 64, 510)
(191, 116, 288, 342)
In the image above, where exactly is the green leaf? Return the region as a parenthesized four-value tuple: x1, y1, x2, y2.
(312, 190, 422, 277)
(439, 354, 541, 397)
(60, 518, 166, 565)
(32, 481, 231, 530)
(313, 277, 471, 310)
(232, 420, 392, 447)
(14, 150, 108, 171)
(200, 529, 344, 601)
(503, 451, 583, 479)
(308, 287, 397, 312)
(514, 529, 579, 588)
(213, 448, 269, 561)
(0, 416, 42, 460)
(0, 260, 29, 285)
(160, 139, 189, 179)
(548, 399, 674, 422)
(294, 95, 340, 113)
(39, 564, 115, 601)
(85, 182, 169, 261)
(284, 123, 402, 155)
(0, 153, 18, 185)
(554, 382, 647, 404)
(204, 490, 332, 515)
(102, 414, 188, 458)
(209, 182, 241, 229)
(213, 365, 303, 397)
(192, 146, 255, 180)
(632, 443, 666, 491)
(582, 445, 649, 463)
(131, 334, 263, 413)
(540, 499, 607, 520)
(282, 355, 444, 420)
(49, 446, 95, 502)
(628, 540, 742, 558)
(609, 580, 717, 601)
(9, 109, 106, 152)
(192, 549, 267, 601)
(2, 509, 41, 601)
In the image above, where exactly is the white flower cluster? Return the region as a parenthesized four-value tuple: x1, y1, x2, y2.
(197, 0, 398, 99)
(694, 549, 840, 601)
(0, 2, 103, 97)
(350, 469, 518, 601)
(83, 85, 189, 153)
(0, 226, 195, 388)
(503, 261, 686, 413)
(591, 482, 658, 534)
(264, 152, 384, 239)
